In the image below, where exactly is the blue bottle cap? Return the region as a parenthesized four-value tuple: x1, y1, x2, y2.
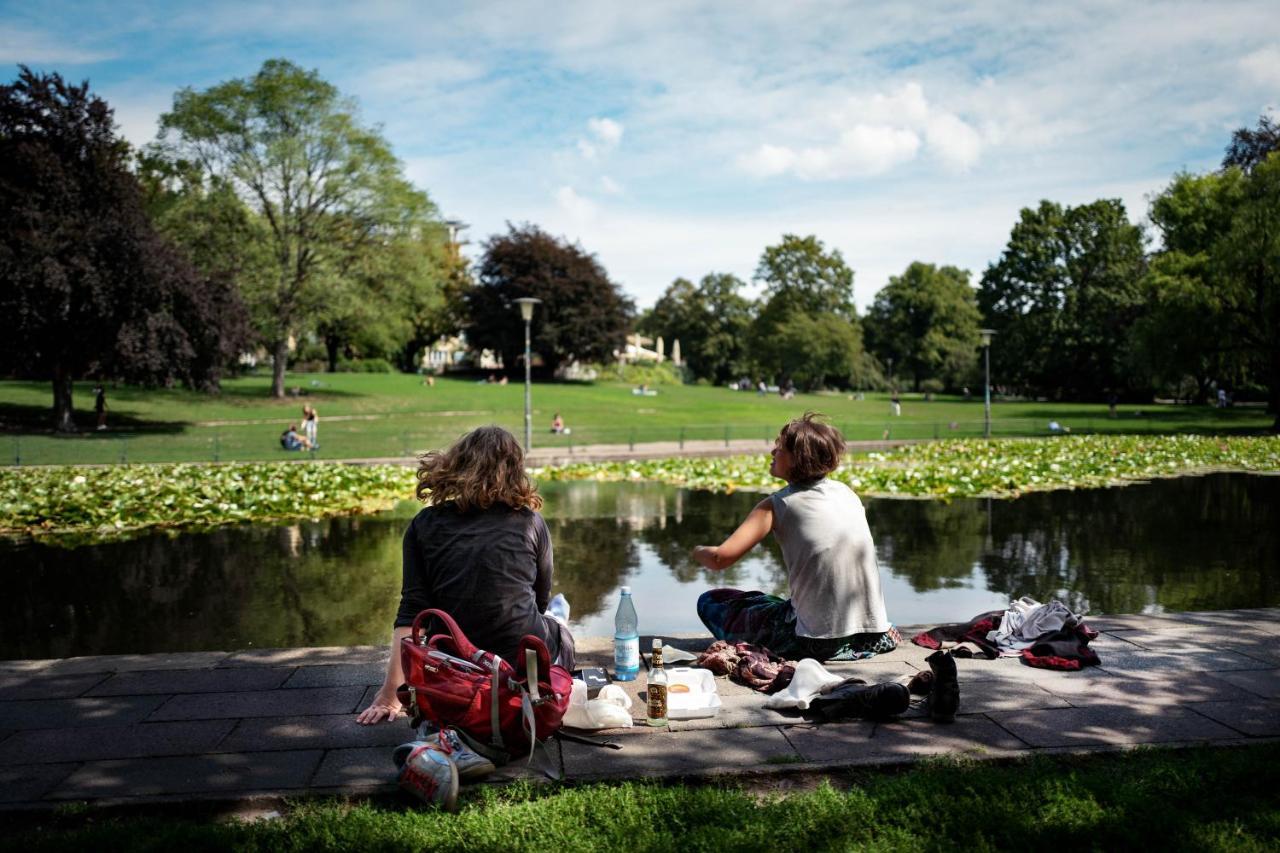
(620, 586, 631, 595)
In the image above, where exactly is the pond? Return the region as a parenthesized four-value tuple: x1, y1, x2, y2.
(2, 473, 1277, 660)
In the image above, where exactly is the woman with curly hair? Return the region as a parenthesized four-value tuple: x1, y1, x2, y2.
(691, 413, 898, 662)
(357, 426, 574, 725)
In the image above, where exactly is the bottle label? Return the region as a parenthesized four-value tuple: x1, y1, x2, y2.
(614, 637, 639, 670)
(647, 682, 667, 721)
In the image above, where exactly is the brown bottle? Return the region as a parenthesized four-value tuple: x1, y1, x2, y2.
(646, 638, 668, 727)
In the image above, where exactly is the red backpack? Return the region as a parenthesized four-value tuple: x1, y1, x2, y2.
(397, 609, 573, 759)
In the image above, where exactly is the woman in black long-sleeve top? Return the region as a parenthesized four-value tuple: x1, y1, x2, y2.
(357, 426, 574, 725)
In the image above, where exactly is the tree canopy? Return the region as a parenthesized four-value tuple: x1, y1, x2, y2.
(465, 224, 633, 374)
(978, 199, 1145, 399)
(638, 273, 753, 384)
(155, 58, 439, 396)
(866, 262, 981, 392)
(0, 67, 248, 431)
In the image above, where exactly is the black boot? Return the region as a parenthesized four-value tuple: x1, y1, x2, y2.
(925, 650, 959, 722)
(805, 681, 911, 722)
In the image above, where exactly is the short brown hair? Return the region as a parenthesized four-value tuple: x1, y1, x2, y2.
(778, 412, 847, 482)
(416, 426, 542, 512)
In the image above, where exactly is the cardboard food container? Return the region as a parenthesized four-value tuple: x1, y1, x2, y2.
(665, 667, 722, 719)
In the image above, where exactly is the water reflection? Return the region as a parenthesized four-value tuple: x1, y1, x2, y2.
(1, 474, 1276, 658)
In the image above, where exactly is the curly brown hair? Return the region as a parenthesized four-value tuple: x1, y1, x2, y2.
(415, 426, 543, 511)
(778, 412, 847, 483)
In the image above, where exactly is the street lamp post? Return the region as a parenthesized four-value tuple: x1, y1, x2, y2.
(514, 298, 541, 452)
(979, 329, 995, 438)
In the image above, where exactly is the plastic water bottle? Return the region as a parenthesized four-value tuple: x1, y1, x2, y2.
(613, 586, 640, 681)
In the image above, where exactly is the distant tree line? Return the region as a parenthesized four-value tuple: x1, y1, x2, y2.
(639, 115, 1280, 430)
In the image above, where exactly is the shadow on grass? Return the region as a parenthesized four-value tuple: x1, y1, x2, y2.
(0, 403, 188, 434)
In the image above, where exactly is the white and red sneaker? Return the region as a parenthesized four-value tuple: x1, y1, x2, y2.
(394, 740, 459, 811)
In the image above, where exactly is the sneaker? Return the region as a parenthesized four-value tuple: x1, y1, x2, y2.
(438, 727, 497, 783)
(395, 740, 458, 811)
(417, 722, 506, 774)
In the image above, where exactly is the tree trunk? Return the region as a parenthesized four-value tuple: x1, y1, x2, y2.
(271, 338, 289, 398)
(325, 335, 340, 373)
(1270, 348, 1280, 433)
(52, 365, 76, 433)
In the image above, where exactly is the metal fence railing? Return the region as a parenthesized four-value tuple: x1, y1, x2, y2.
(2, 417, 1112, 467)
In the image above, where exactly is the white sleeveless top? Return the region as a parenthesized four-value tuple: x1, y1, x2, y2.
(770, 478, 890, 638)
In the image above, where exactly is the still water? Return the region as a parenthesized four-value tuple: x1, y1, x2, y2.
(2, 474, 1277, 659)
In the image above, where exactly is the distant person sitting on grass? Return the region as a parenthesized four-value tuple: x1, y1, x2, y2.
(280, 424, 312, 451)
(691, 412, 897, 662)
(551, 412, 569, 434)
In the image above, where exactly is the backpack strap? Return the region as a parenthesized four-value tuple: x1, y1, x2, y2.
(489, 655, 504, 750)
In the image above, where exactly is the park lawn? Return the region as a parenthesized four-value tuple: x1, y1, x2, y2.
(5, 745, 1278, 852)
(0, 373, 1272, 465)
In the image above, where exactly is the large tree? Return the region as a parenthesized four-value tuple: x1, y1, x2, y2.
(1215, 153, 1280, 428)
(750, 234, 864, 388)
(1223, 113, 1280, 174)
(978, 199, 1145, 399)
(465, 224, 632, 374)
(638, 272, 753, 383)
(0, 68, 249, 431)
(866, 262, 981, 392)
(1131, 170, 1246, 402)
(156, 58, 433, 396)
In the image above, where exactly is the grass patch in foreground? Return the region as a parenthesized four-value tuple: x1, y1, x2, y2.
(6, 745, 1279, 852)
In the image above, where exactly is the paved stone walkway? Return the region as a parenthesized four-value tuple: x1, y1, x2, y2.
(2, 608, 1277, 809)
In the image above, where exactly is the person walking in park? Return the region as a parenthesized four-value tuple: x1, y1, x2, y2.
(691, 413, 897, 661)
(94, 385, 108, 431)
(302, 404, 319, 448)
(890, 391, 901, 417)
(357, 425, 575, 725)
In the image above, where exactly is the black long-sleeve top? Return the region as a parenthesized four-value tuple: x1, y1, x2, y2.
(394, 501, 559, 665)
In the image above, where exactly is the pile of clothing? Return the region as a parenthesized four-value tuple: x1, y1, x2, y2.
(696, 640, 796, 693)
(911, 596, 1100, 671)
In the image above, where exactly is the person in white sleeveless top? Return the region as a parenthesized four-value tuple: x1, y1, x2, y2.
(692, 413, 899, 661)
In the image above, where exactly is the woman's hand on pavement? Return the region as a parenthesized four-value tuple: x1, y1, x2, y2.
(356, 691, 404, 725)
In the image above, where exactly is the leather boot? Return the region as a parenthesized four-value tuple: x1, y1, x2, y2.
(925, 650, 959, 722)
(805, 681, 910, 722)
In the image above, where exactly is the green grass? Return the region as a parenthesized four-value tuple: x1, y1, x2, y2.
(6, 435, 1278, 542)
(5, 745, 1278, 852)
(0, 372, 1271, 465)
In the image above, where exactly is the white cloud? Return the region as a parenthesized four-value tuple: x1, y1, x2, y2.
(599, 175, 623, 195)
(0, 27, 116, 64)
(588, 116, 624, 146)
(577, 116, 624, 160)
(554, 185, 597, 221)
(1240, 46, 1280, 89)
(738, 82, 987, 179)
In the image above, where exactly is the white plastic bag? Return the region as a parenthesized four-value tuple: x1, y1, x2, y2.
(563, 679, 634, 729)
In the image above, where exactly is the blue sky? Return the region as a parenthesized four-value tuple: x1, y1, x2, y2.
(3, 1, 1277, 310)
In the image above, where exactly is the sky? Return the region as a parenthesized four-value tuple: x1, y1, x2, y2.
(2, 1, 1277, 312)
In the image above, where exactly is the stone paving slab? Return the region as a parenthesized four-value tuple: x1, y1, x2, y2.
(218, 715, 414, 753)
(0, 651, 232, 675)
(219, 647, 386, 668)
(988, 705, 1241, 748)
(0, 695, 168, 730)
(1187, 700, 1280, 737)
(86, 667, 296, 697)
(0, 763, 79, 803)
(782, 716, 1028, 763)
(0, 720, 236, 766)
(312, 747, 401, 789)
(0, 671, 111, 701)
(282, 663, 386, 689)
(147, 687, 366, 722)
(1205, 668, 1280, 699)
(50, 750, 325, 799)
(1096, 648, 1271, 680)
(561, 725, 798, 780)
